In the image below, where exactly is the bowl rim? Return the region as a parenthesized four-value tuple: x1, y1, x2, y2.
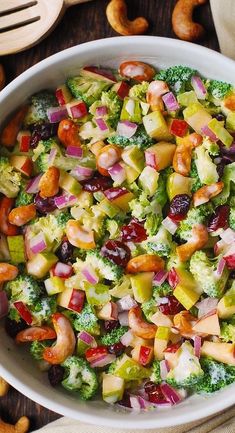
(1, 35, 235, 429)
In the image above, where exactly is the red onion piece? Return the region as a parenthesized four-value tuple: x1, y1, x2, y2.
(129, 396, 141, 411)
(117, 120, 138, 138)
(47, 106, 68, 123)
(78, 331, 97, 347)
(71, 165, 94, 181)
(162, 217, 178, 235)
(53, 262, 73, 278)
(220, 228, 235, 244)
(194, 335, 202, 358)
(29, 232, 47, 254)
(125, 99, 135, 116)
(145, 151, 156, 169)
(191, 76, 207, 100)
(118, 311, 129, 326)
(153, 270, 168, 286)
(162, 92, 180, 111)
(116, 295, 137, 312)
(160, 360, 170, 380)
(95, 106, 108, 117)
(195, 298, 218, 318)
(54, 194, 77, 209)
(95, 118, 109, 131)
(201, 125, 218, 142)
(108, 163, 126, 184)
(82, 265, 99, 285)
(0, 291, 9, 319)
(160, 383, 182, 405)
(90, 354, 116, 368)
(215, 257, 226, 277)
(65, 145, 83, 159)
(120, 330, 133, 347)
(26, 174, 43, 194)
(48, 148, 57, 165)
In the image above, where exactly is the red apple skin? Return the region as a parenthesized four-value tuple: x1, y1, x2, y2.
(82, 66, 117, 83)
(104, 187, 129, 201)
(170, 119, 188, 137)
(139, 345, 153, 366)
(55, 88, 66, 106)
(19, 135, 30, 152)
(68, 289, 85, 313)
(116, 82, 130, 99)
(224, 254, 235, 269)
(21, 157, 33, 177)
(70, 102, 87, 119)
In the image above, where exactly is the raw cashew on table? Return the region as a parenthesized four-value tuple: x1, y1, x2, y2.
(172, 0, 208, 42)
(0, 416, 29, 433)
(106, 0, 149, 36)
(0, 377, 9, 397)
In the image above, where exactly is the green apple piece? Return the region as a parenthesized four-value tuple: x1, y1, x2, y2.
(7, 235, 25, 263)
(59, 171, 82, 196)
(154, 336, 168, 360)
(173, 269, 201, 310)
(130, 272, 153, 303)
(77, 191, 93, 208)
(120, 97, 142, 123)
(57, 287, 73, 308)
(84, 282, 110, 306)
(102, 374, 125, 404)
(27, 252, 58, 278)
(201, 341, 235, 365)
(121, 146, 145, 173)
(139, 166, 159, 197)
(110, 354, 151, 380)
(97, 198, 119, 218)
(226, 112, 235, 131)
(109, 275, 133, 298)
(111, 191, 134, 212)
(218, 282, 235, 319)
(156, 326, 171, 340)
(177, 91, 198, 107)
(140, 101, 150, 115)
(143, 110, 172, 141)
(207, 118, 233, 147)
(44, 276, 65, 295)
(124, 164, 140, 184)
(183, 103, 212, 134)
(167, 172, 192, 200)
(77, 339, 90, 356)
(145, 142, 176, 171)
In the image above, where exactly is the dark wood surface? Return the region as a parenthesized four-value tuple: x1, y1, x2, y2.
(0, 0, 219, 431)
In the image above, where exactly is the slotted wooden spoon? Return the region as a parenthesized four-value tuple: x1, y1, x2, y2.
(0, 0, 93, 55)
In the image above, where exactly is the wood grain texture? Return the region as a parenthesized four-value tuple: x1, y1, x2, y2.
(0, 0, 219, 431)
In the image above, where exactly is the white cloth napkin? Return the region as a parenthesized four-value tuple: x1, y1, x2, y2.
(34, 1, 235, 431)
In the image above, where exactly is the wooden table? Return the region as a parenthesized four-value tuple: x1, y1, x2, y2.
(0, 0, 219, 431)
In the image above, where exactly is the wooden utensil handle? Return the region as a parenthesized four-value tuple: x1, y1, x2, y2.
(65, 0, 93, 7)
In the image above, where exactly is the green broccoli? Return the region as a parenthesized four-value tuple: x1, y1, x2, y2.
(155, 66, 196, 92)
(106, 219, 121, 239)
(141, 296, 158, 322)
(71, 303, 100, 335)
(32, 138, 61, 162)
(32, 296, 57, 325)
(8, 307, 21, 322)
(30, 340, 52, 360)
(6, 275, 41, 306)
(207, 79, 232, 99)
(0, 156, 21, 198)
(90, 90, 122, 129)
(202, 138, 220, 156)
(86, 250, 123, 281)
(177, 203, 213, 241)
(151, 360, 162, 385)
(56, 210, 72, 229)
(195, 358, 235, 393)
(129, 81, 149, 101)
(62, 356, 98, 400)
(145, 226, 172, 258)
(15, 186, 33, 207)
(142, 282, 172, 321)
(189, 159, 203, 193)
(144, 213, 162, 236)
(108, 125, 154, 150)
(229, 207, 235, 230)
(129, 191, 162, 221)
(67, 76, 111, 106)
(36, 153, 81, 173)
(166, 247, 186, 272)
(28, 214, 65, 251)
(100, 326, 128, 346)
(24, 91, 57, 126)
(190, 251, 229, 298)
(153, 281, 173, 297)
(154, 167, 173, 207)
(213, 162, 235, 206)
(194, 145, 219, 185)
(166, 342, 204, 388)
(220, 316, 235, 343)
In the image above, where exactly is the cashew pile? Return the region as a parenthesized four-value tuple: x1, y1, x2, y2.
(0, 378, 9, 397)
(0, 416, 30, 433)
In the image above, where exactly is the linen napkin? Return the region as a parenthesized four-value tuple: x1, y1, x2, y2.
(34, 1, 235, 432)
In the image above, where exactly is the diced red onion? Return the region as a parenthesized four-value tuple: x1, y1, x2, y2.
(156, 297, 169, 306)
(95, 106, 108, 117)
(201, 125, 218, 142)
(220, 228, 235, 244)
(26, 174, 43, 194)
(120, 330, 133, 347)
(90, 354, 116, 368)
(95, 118, 109, 131)
(136, 395, 153, 410)
(160, 383, 182, 405)
(125, 99, 135, 116)
(108, 163, 126, 184)
(47, 106, 68, 123)
(129, 396, 141, 411)
(118, 311, 129, 326)
(117, 120, 138, 138)
(162, 92, 180, 111)
(71, 165, 94, 181)
(195, 298, 218, 318)
(53, 262, 73, 278)
(162, 217, 178, 235)
(168, 268, 179, 288)
(214, 238, 228, 256)
(48, 148, 57, 165)
(215, 257, 226, 277)
(78, 331, 97, 347)
(82, 265, 99, 285)
(29, 232, 47, 254)
(160, 360, 170, 380)
(153, 270, 168, 286)
(54, 194, 77, 209)
(145, 151, 156, 168)
(0, 291, 9, 319)
(65, 145, 83, 159)
(194, 335, 202, 358)
(191, 76, 207, 100)
(116, 295, 137, 312)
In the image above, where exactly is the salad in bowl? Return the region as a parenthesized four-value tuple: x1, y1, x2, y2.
(1, 59, 235, 411)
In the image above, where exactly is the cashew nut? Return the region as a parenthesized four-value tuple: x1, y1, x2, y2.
(119, 61, 155, 82)
(0, 417, 29, 433)
(39, 166, 60, 199)
(193, 182, 224, 207)
(172, 0, 207, 42)
(0, 64, 5, 91)
(173, 311, 197, 338)
(58, 119, 81, 148)
(128, 306, 157, 339)
(8, 204, 36, 227)
(176, 223, 208, 262)
(0, 106, 29, 148)
(106, 0, 149, 36)
(173, 133, 203, 176)
(66, 220, 95, 249)
(96, 144, 122, 177)
(16, 326, 56, 343)
(0, 377, 9, 397)
(126, 254, 164, 273)
(0, 263, 18, 282)
(147, 80, 169, 111)
(43, 313, 76, 364)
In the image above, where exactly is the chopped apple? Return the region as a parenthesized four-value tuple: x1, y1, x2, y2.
(10, 155, 33, 177)
(143, 110, 173, 141)
(139, 166, 159, 196)
(56, 85, 72, 105)
(131, 344, 153, 366)
(17, 130, 31, 152)
(66, 100, 87, 119)
(112, 81, 130, 99)
(192, 310, 220, 335)
(44, 276, 65, 295)
(57, 287, 85, 312)
(154, 326, 170, 360)
(102, 374, 125, 404)
(151, 311, 173, 327)
(97, 301, 118, 321)
(167, 172, 192, 200)
(169, 119, 188, 137)
(109, 354, 151, 380)
(7, 235, 25, 263)
(201, 341, 235, 365)
(223, 244, 235, 269)
(80, 66, 117, 83)
(104, 187, 134, 212)
(173, 268, 202, 310)
(124, 163, 140, 184)
(183, 102, 212, 134)
(59, 171, 81, 197)
(130, 272, 154, 303)
(27, 252, 58, 278)
(208, 118, 233, 147)
(120, 97, 142, 123)
(121, 145, 145, 173)
(145, 142, 176, 171)
(218, 282, 235, 319)
(97, 198, 119, 218)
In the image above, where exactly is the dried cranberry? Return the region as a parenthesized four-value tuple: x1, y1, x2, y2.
(144, 381, 159, 394)
(108, 342, 125, 356)
(216, 162, 226, 179)
(118, 393, 131, 408)
(30, 123, 58, 148)
(207, 205, 230, 232)
(158, 295, 183, 315)
(56, 239, 74, 263)
(121, 220, 147, 243)
(144, 382, 167, 404)
(214, 113, 225, 122)
(168, 194, 191, 221)
(5, 317, 28, 338)
(34, 193, 57, 214)
(81, 174, 112, 192)
(104, 320, 120, 332)
(101, 240, 131, 267)
(164, 342, 181, 353)
(48, 365, 65, 387)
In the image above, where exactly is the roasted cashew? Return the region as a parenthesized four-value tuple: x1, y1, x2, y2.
(147, 80, 169, 111)
(106, 0, 149, 36)
(8, 204, 36, 227)
(128, 306, 157, 339)
(0, 417, 29, 433)
(0, 263, 18, 282)
(16, 326, 56, 343)
(172, 0, 207, 42)
(0, 64, 5, 91)
(0, 106, 29, 148)
(176, 223, 208, 262)
(126, 254, 164, 273)
(0, 377, 9, 397)
(193, 181, 224, 207)
(38, 166, 60, 198)
(43, 313, 76, 364)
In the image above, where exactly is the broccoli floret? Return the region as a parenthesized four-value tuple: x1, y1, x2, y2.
(100, 326, 128, 346)
(62, 356, 98, 400)
(195, 145, 219, 185)
(189, 159, 203, 193)
(6, 275, 41, 306)
(36, 153, 80, 173)
(0, 156, 21, 198)
(129, 191, 162, 221)
(8, 307, 21, 322)
(167, 247, 186, 271)
(154, 167, 173, 207)
(15, 187, 33, 207)
(35, 153, 50, 172)
(71, 303, 100, 335)
(155, 66, 196, 92)
(24, 91, 57, 126)
(207, 79, 232, 99)
(151, 360, 162, 385)
(67, 76, 111, 106)
(108, 125, 154, 150)
(32, 138, 60, 162)
(56, 210, 71, 229)
(106, 219, 121, 239)
(220, 316, 235, 343)
(141, 297, 158, 322)
(30, 340, 52, 361)
(202, 138, 220, 156)
(190, 251, 229, 298)
(144, 213, 162, 236)
(90, 90, 122, 129)
(70, 205, 105, 239)
(145, 225, 172, 258)
(177, 203, 213, 241)
(129, 81, 149, 101)
(229, 207, 235, 230)
(213, 162, 235, 206)
(29, 214, 64, 251)
(86, 250, 123, 281)
(142, 283, 172, 321)
(32, 296, 57, 325)
(195, 358, 235, 393)
(153, 281, 173, 297)
(166, 342, 204, 388)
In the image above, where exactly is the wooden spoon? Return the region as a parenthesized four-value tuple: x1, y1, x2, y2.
(0, 0, 93, 55)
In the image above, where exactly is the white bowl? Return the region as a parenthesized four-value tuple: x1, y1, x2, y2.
(1, 36, 235, 429)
